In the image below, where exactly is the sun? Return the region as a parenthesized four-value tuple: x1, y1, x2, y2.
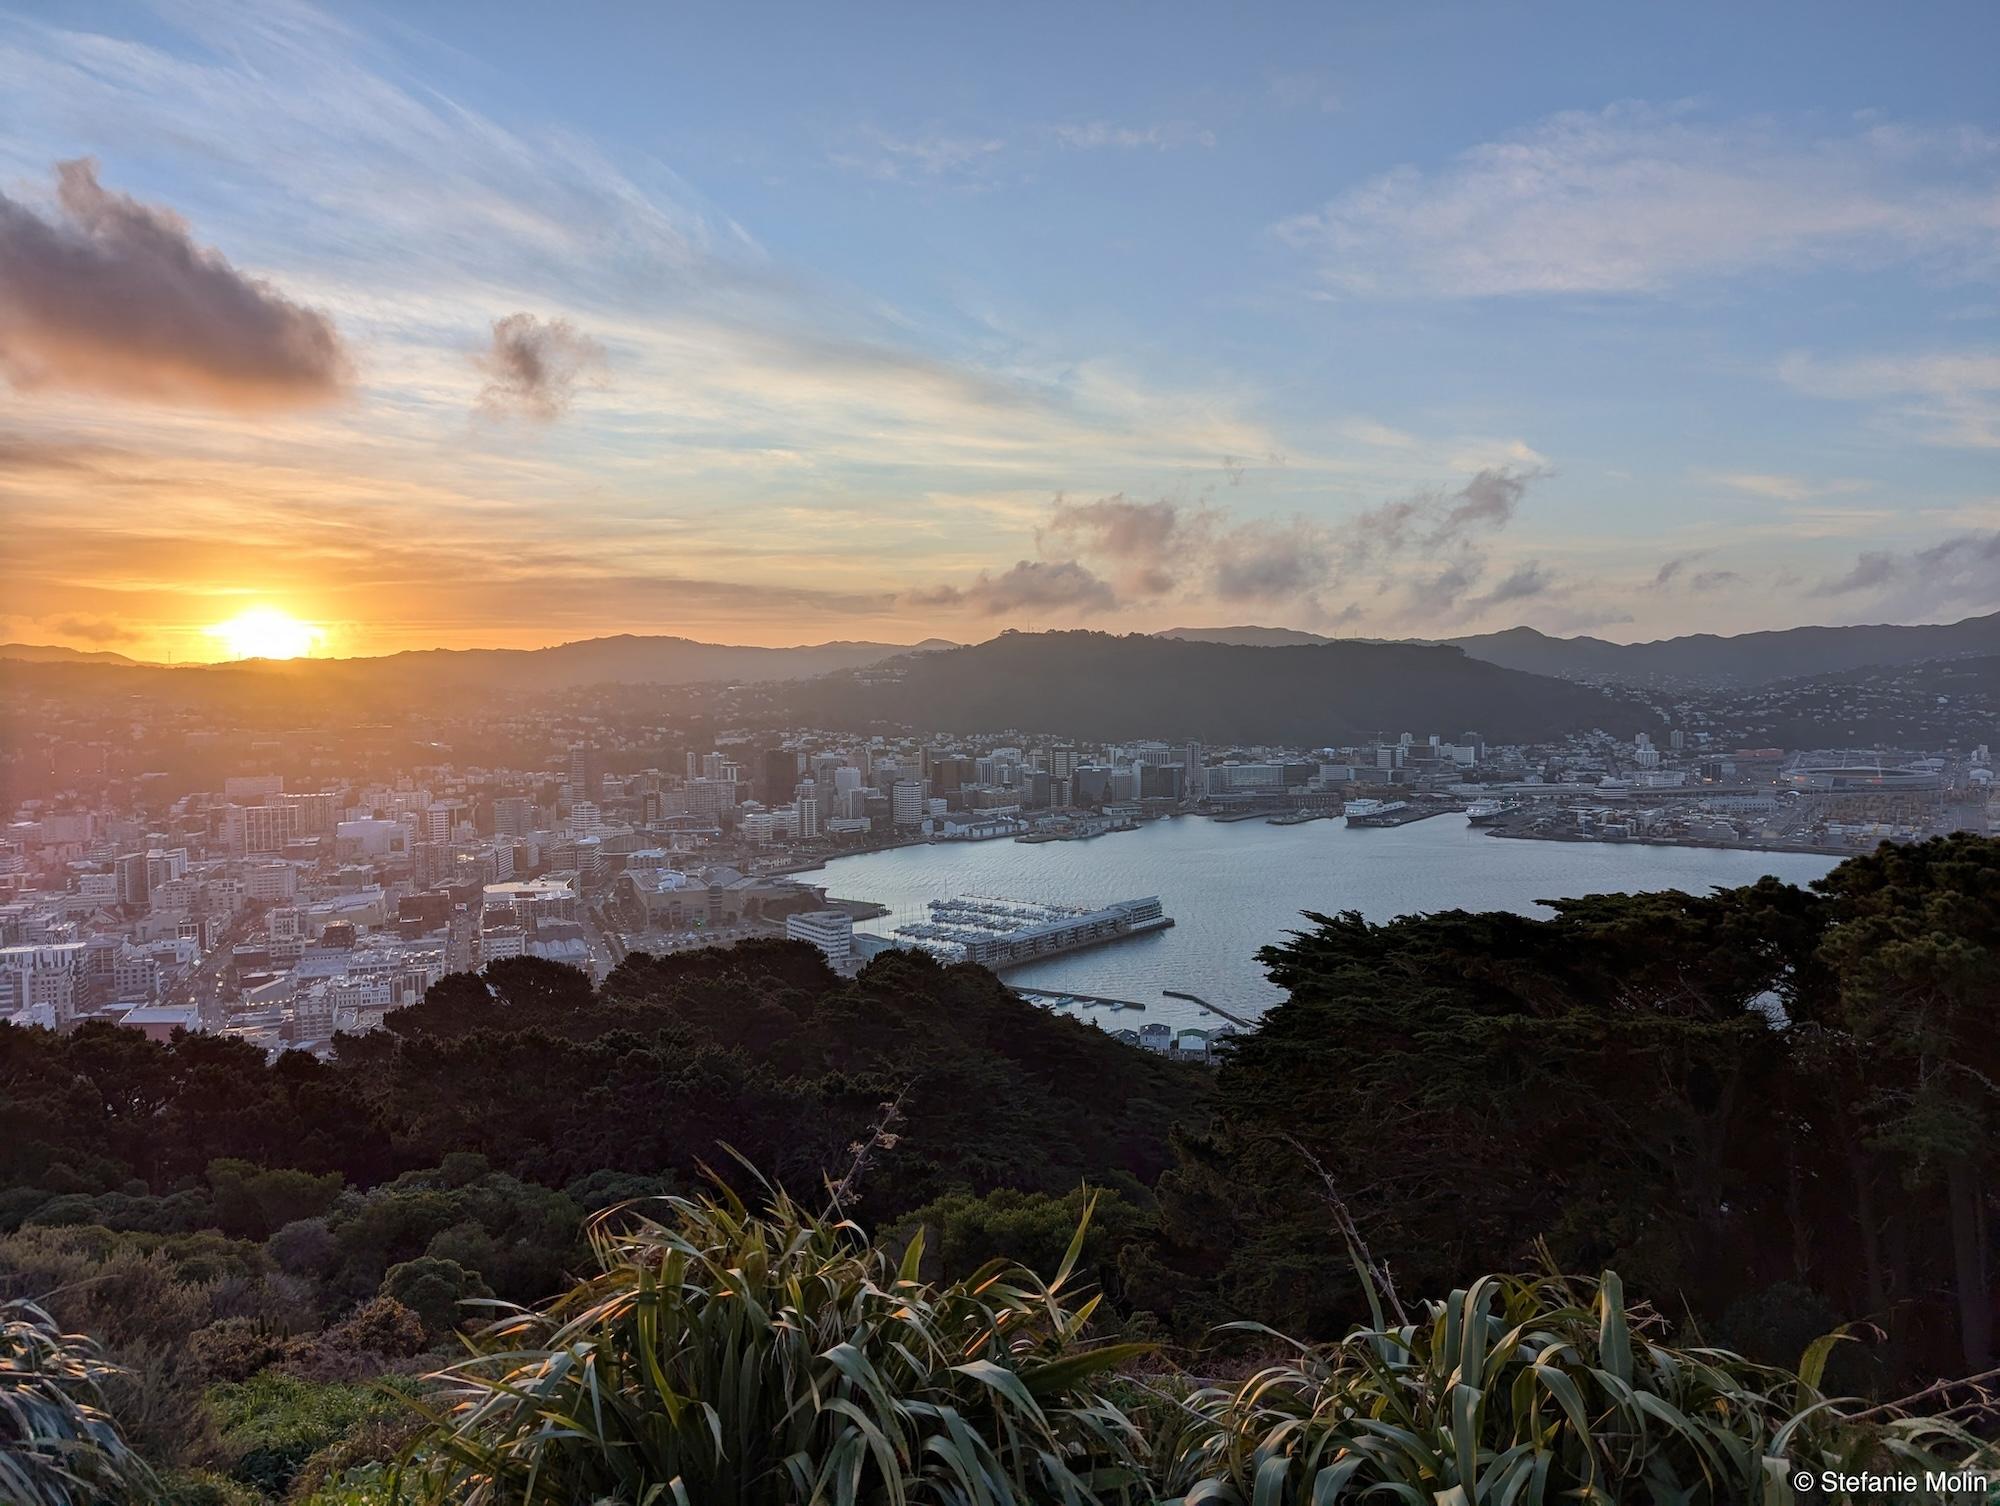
(206, 607, 324, 661)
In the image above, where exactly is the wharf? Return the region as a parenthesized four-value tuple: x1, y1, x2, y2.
(1012, 987, 1147, 1013)
(1347, 805, 1458, 829)
(1162, 989, 1257, 1029)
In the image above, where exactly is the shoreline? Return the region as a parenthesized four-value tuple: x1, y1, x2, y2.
(1481, 825, 1859, 859)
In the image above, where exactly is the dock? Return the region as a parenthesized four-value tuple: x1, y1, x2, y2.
(1012, 987, 1147, 1013)
(1161, 989, 1257, 1029)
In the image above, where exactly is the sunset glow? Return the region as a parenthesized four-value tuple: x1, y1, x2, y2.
(205, 608, 323, 661)
(0, 1, 1994, 657)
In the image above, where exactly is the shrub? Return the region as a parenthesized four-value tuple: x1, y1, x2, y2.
(394, 1185, 1151, 1504)
(1152, 1269, 1999, 1505)
(378, 1257, 491, 1341)
(190, 1317, 293, 1384)
(269, 1217, 338, 1280)
(323, 1296, 425, 1358)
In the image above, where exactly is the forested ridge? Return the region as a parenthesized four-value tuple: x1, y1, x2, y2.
(3, 835, 1996, 1502)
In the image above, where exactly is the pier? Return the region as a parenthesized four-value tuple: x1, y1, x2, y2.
(1161, 989, 1256, 1029)
(1012, 987, 1147, 1012)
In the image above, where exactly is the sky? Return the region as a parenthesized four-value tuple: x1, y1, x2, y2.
(0, 0, 1996, 661)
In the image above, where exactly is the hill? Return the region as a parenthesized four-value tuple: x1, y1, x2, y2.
(0, 632, 954, 701)
(220, 632, 958, 692)
(788, 630, 1642, 742)
(0, 642, 141, 666)
(1438, 611, 2000, 686)
(1156, 624, 1336, 647)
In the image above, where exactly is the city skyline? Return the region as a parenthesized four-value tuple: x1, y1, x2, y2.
(3, 0, 1998, 662)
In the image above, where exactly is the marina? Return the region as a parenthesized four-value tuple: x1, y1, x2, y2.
(857, 894, 1173, 969)
(1011, 987, 1147, 1012)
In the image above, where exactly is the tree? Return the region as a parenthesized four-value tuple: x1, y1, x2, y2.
(379, 1257, 491, 1340)
(1816, 835, 2000, 1370)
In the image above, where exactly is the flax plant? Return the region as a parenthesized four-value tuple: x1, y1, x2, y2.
(392, 1182, 1151, 1506)
(1, 1299, 154, 1506)
(1152, 1270, 1998, 1505)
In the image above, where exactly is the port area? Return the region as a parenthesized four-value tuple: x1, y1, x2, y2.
(855, 894, 1174, 970)
(1265, 809, 1337, 826)
(1343, 799, 1461, 828)
(1012, 987, 1146, 1012)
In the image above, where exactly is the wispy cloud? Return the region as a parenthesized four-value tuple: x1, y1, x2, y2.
(830, 127, 1007, 182)
(1050, 120, 1215, 151)
(1275, 105, 2000, 297)
(1779, 349, 2000, 448)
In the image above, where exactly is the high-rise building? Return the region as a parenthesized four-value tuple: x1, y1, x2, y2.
(492, 796, 531, 837)
(568, 745, 605, 804)
(111, 851, 149, 908)
(891, 780, 925, 828)
(762, 748, 799, 802)
(1183, 741, 1204, 792)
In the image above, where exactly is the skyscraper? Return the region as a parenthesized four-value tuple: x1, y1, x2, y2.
(568, 744, 605, 803)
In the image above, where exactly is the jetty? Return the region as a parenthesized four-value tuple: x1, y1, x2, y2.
(1162, 989, 1256, 1029)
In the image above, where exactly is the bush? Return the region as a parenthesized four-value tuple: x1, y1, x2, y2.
(324, 1296, 425, 1358)
(394, 1185, 1150, 1504)
(378, 1257, 490, 1340)
(1153, 1269, 1998, 1504)
(190, 1317, 293, 1384)
(268, 1217, 337, 1280)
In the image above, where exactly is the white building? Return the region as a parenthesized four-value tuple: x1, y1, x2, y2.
(785, 910, 854, 968)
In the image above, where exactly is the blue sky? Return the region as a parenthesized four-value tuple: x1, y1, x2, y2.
(0, 0, 1995, 657)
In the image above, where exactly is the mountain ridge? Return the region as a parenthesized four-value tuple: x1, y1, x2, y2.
(786, 630, 1644, 743)
(1160, 610, 2000, 686)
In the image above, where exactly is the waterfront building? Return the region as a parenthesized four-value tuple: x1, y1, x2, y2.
(785, 910, 854, 967)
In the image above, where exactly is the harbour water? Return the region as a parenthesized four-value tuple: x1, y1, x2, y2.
(819, 817, 1840, 1031)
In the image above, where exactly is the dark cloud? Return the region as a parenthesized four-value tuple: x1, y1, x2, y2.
(50, 615, 135, 644)
(1432, 467, 1532, 540)
(907, 559, 1117, 616)
(475, 313, 606, 421)
(1345, 466, 1540, 563)
(1039, 493, 1203, 597)
(1209, 520, 1337, 603)
(1651, 553, 1741, 592)
(1813, 551, 1900, 596)
(1812, 532, 2000, 605)
(0, 159, 347, 408)
(1471, 560, 1558, 609)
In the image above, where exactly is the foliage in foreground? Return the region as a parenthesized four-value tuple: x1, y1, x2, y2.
(1152, 1269, 1998, 1505)
(394, 1183, 1151, 1505)
(0, 1298, 153, 1506)
(386, 1190, 1998, 1506)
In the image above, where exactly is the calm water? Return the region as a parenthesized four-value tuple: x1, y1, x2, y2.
(817, 817, 1838, 1031)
